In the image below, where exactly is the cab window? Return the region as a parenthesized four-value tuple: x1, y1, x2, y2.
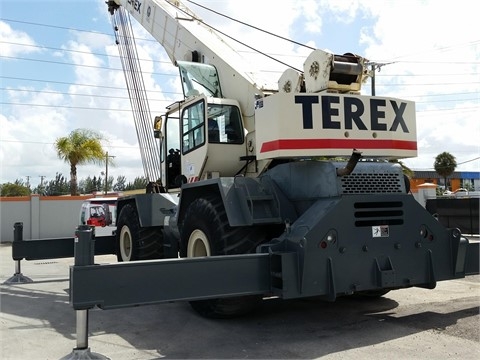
(182, 101, 205, 154)
(207, 104, 243, 144)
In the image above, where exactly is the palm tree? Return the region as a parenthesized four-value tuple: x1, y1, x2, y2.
(54, 129, 107, 195)
(434, 152, 457, 191)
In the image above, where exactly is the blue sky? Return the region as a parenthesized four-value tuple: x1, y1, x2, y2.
(1, 0, 479, 189)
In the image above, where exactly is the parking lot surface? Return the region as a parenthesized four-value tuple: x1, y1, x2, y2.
(1, 242, 479, 359)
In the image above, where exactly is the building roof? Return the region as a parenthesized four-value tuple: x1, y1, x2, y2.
(412, 171, 480, 179)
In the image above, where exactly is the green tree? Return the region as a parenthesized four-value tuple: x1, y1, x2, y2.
(0, 180, 31, 197)
(125, 176, 148, 190)
(434, 152, 457, 190)
(79, 176, 96, 194)
(463, 182, 474, 192)
(44, 173, 70, 196)
(54, 129, 108, 196)
(113, 175, 127, 191)
(96, 176, 103, 192)
(103, 175, 114, 193)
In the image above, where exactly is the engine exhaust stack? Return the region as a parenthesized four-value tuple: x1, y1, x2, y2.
(336, 149, 362, 176)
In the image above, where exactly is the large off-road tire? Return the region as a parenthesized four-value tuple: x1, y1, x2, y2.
(116, 203, 163, 262)
(180, 196, 267, 318)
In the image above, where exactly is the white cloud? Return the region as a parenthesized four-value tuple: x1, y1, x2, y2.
(0, 21, 39, 57)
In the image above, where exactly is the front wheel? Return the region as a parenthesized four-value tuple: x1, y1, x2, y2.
(116, 203, 164, 262)
(180, 196, 266, 318)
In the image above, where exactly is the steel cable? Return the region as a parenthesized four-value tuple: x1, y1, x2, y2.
(112, 8, 161, 183)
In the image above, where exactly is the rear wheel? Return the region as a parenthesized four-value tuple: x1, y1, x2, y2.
(180, 196, 266, 318)
(116, 203, 163, 262)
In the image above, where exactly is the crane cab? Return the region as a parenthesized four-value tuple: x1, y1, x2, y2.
(158, 96, 246, 190)
(154, 61, 248, 190)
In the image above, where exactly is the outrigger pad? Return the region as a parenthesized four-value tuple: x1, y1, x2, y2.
(60, 347, 110, 360)
(3, 273, 33, 285)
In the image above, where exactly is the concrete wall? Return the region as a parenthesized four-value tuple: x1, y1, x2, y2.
(0, 195, 94, 243)
(413, 183, 437, 208)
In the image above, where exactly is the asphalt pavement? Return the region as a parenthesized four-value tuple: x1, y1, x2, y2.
(1, 242, 479, 360)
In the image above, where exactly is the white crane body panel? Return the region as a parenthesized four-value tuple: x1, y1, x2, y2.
(254, 93, 417, 160)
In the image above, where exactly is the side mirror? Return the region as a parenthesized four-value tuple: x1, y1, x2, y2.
(153, 116, 163, 138)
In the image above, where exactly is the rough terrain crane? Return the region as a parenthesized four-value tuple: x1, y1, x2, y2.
(103, 0, 478, 318)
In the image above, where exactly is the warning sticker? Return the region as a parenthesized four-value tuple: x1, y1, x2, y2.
(372, 225, 389, 238)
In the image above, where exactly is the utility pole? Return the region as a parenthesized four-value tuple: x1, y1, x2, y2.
(104, 152, 115, 195)
(25, 176, 30, 188)
(368, 61, 395, 96)
(39, 175, 46, 195)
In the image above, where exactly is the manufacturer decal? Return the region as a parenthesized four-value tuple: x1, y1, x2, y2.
(127, 0, 142, 13)
(372, 225, 389, 238)
(295, 95, 409, 133)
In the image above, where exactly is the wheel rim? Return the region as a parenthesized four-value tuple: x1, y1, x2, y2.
(187, 229, 211, 257)
(119, 225, 133, 261)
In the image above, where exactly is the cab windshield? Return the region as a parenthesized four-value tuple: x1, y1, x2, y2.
(177, 61, 222, 98)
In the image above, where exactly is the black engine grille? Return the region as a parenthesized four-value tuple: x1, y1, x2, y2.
(341, 172, 404, 194)
(354, 201, 404, 227)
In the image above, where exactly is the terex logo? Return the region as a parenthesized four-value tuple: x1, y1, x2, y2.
(295, 95, 410, 133)
(127, 0, 142, 13)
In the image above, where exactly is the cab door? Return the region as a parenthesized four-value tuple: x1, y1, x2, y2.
(180, 97, 208, 183)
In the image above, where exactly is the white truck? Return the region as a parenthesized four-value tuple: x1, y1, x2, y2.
(79, 197, 117, 237)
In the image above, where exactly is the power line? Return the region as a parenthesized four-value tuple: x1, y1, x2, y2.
(2, 16, 478, 104)
(3, 75, 477, 100)
(186, 0, 314, 51)
(3, 52, 478, 87)
(4, 50, 478, 88)
(0, 87, 182, 99)
(0, 18, 156, 43)
(0, 138, 141, 149)
(0, 40, 170, 66)
(374, 60, 480, 65)
(0, 76, 170, 93)
(372, 81, 480, 86)
(3, 18, 479, 75)
(0, 102, 169, 112)
(392, 91, 479, 98)
(2, 100, 477, 115)
(3, 136, 479, 170)
(414, 97, 479, 104)
(384, 39, 480, 63)
(2, 86, 476, 106)
(375, 73, 479, 77)
(0, 55, 176, 77)
(457, 157, 480, 166)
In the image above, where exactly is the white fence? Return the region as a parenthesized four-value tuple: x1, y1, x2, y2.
(0, 195, 94, 243)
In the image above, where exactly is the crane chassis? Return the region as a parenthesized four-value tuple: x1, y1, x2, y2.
(66, 0, 480, 318)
